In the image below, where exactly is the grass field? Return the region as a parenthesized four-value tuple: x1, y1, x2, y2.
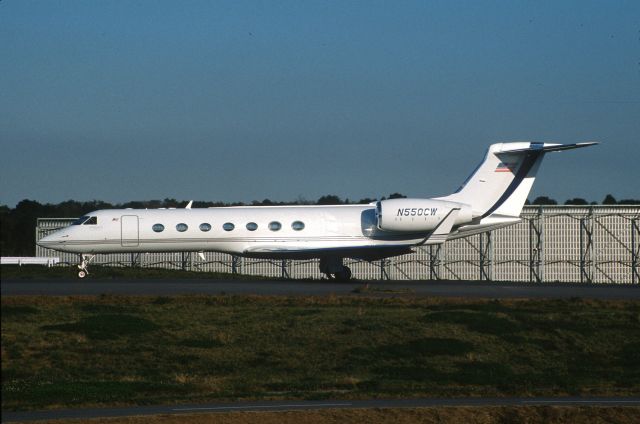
(0, 264, 270, 280)
(2, 295, 639, 411)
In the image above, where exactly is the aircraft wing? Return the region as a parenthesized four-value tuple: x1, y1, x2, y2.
(243, 244, 413, 261)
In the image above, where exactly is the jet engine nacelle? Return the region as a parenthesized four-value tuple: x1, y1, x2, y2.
(376, 198, 473, 232)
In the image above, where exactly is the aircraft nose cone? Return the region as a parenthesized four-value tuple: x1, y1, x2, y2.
(37, 233, 64, 248)
(37, 234, 56, 247)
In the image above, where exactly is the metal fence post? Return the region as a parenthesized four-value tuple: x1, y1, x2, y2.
(429, 245, 441, 280)
(580, 207, 594, 283)
(180, 252, 191, 271)
(632, 218, 639, 284)
(529, 206, 544, 283)
(479, 232, 493, 281)
(231, 255, 240, 275)
(380, 259, 390, 280)
(281, 260, 290, 279)
(35, 220, 40, 257)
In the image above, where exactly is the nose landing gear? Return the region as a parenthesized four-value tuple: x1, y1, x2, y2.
(77, 254, 95, 279)
(319, 256, 353, 281)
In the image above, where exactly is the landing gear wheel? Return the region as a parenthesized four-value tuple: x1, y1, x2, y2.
(319, 257, 349, 281)
(76, 253, 95, 279)
(335, 266, 352, 281)
(344, 266, 352, 280)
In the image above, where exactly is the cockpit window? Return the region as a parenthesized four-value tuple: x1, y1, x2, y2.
(72, 216, 90, 225)
(84, 216, 98, 225)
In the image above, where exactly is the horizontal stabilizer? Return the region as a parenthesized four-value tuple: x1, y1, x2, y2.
(503, 142, 598, 153)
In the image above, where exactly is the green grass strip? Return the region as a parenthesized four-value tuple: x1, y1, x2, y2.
(2, 295, 639, 410)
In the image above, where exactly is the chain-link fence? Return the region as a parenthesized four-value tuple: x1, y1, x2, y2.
(36, 206, 640, 284)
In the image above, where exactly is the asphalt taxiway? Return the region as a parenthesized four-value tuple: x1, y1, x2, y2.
(3, 397, 640, 423)
(2, 278, 639, 299)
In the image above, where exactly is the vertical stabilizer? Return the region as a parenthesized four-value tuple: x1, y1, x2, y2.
(438, 142, 597, 219)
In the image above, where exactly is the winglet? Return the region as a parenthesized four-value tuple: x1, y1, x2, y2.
(185, 200, 193, 209)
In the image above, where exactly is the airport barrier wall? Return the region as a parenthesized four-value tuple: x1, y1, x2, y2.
(35, 206, 640, 284)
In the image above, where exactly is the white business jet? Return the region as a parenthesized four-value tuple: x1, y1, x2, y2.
(38, 142, 596, 279)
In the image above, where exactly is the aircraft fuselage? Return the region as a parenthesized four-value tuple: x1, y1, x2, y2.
(39, 204, 461, 260)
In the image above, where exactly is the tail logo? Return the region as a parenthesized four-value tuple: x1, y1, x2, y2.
(495, 162, 518, 173)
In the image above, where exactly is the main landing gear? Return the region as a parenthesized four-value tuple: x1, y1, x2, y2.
(77, 254, 95, 279)
(319, 257, 352, 281)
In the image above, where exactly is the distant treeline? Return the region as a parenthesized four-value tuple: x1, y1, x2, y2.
(1, 194, 638, 256)
(527, 194, 639, 206)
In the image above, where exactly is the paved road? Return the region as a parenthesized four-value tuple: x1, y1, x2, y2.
(3, 397, 640, 422)
(2, 278, 639, 299)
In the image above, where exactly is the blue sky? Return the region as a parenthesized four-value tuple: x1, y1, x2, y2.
(1, 0, 639, 207)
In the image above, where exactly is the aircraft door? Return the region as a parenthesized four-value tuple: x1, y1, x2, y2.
(121, 215, 139, 247)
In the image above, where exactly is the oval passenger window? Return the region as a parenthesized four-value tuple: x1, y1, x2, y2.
(268, 221, 282, 231)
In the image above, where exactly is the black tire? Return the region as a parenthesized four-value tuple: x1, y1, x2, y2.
(344, 266, 352, 280)
(335, 266, 352, 281)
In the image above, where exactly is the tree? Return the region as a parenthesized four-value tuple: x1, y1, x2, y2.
(564, 198, 589, 205)
(5, 200, 45, 256)
(357, 197, 375, 204)
(618, 198, 640, 205)
(317, 195, 342, 205)
(0, 204, 12, 256)
(602, 194, 617, 205)
(531, 196, 558, 205)
(388, 192, 407, 199)
(294, 195, 312, 205)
